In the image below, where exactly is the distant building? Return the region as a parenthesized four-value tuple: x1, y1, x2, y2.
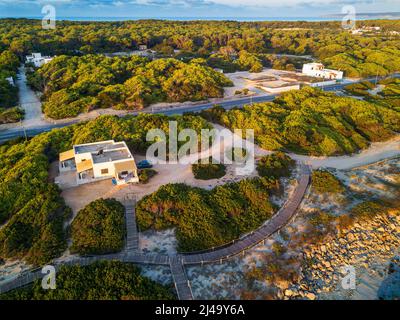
(5, 76, 14, 86)
(259, 83, 301, 94)
(138, 44, 148, 51)
(58, 140, 139, 186)
(25, 53, 53, 68)
(302, 63, 343, 80)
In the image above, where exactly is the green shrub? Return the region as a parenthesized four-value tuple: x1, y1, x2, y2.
(136, 178, 276, 252)
(312, 170, 345, 194)
(192, 158, 226, 180)
(70, 199, 126, 255)
(0, 261, 175, 300)
(0, 107, 24, 124)
(139, 169, 158, 184)
(257, 152, 295, 179)
(201, 87, 400, 156)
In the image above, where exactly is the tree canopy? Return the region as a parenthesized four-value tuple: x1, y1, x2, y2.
(201, 87, 400, 156)
(28, 54, 232, 119)
(0, 261, 175, 300)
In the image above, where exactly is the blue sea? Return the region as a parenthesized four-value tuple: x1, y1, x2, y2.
(3, 16, 395, 22)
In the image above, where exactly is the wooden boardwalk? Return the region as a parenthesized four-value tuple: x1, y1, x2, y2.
(124, 200, 139, 252)
(0, 166, 311, 299)
(180, 166, 311, 265)
(170, 256, 193, 300)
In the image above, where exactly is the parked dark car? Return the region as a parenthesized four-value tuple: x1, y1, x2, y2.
(137, 160, 153, 169)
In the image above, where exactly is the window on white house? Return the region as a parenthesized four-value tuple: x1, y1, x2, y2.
(101, 168, 109, 175)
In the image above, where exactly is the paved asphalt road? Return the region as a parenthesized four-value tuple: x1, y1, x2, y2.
(0, 75, 397, 143)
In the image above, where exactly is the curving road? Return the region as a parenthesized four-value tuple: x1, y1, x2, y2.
(0, 75, 388, 144)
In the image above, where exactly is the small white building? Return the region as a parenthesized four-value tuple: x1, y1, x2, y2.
(5, 77, 14, 86)
(138, 44, 148, 51)
(302, 63, 343, 80)
(25, 53, 53, 68)
(58, 140, 139, 186)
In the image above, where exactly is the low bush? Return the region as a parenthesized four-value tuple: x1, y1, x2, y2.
(192, 158, 226, 180)
(70, 199, 126, 255)
(311, 170, 345, 194)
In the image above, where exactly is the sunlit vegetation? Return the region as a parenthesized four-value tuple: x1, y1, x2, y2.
(345, 78, 400, 112)
(70, 199, 126, 255)
(0, 261, 175, 300)
(0, 113, 210, 265)
(201, 87, 400, 156)
(28, 54, 232, 119)
(257, 152, 295, 179)
(1, 18, 399, 78)
(192, 158, 226, 180)
(311, 170, 345, 194)
(0, 106, 24, 124)
(136, 178, 280, 252)
(0, 50, 20, 123)
(139, 168, 158, 184)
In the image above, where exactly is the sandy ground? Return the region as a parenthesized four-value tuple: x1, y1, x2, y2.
(290, 135, 400, 170)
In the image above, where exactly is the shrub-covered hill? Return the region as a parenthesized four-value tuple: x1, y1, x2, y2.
(0, 261, 175, 300)
(137, 177, 284, 252)
(70, 199, 126, 256)
(28, 54, 233, 119)
(0, 113, 210, 265)
(201, 87, 400, 156)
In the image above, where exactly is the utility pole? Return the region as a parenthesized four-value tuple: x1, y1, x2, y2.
(20, 119, 27, 141)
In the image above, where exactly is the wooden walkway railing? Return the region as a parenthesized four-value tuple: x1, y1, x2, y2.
(169, 256, 193, 300)
(0, 166, 311, 299)
(180, 166, 311, 265)
(124, 200, 139, 252)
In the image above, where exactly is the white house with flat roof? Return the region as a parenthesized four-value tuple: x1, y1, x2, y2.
(58, 140, 139, 186)
(302, 63, 343, 80)
(26, 53, 53, 68)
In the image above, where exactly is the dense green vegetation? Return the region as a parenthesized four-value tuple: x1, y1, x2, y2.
(139, 169, 158, 184)
(70, 199, 126, 255)
(0, 50, 20, 123)
(0, 134, 71, 266)
(345, 78, 400, 112)
(311, 170, 345, 194)
(136, 177, 282, 252)
(0, 261, 175, 300)
(0, 106, 24, 124)
(1, 19, 399, 78)
(0, 113, 210, 265)
(192, 158, 227, 180)
(28, 54, 232, 119)
(257, 152, 295, 179)
(201, 87, 400, 156)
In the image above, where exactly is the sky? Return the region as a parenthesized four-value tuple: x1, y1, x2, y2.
(0, 0, 399, 19)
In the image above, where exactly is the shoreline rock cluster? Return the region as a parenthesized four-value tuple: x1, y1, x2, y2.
(281, 209, 400, 299)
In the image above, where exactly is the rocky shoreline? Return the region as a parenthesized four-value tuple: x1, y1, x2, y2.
(280, 208, 400, 300)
